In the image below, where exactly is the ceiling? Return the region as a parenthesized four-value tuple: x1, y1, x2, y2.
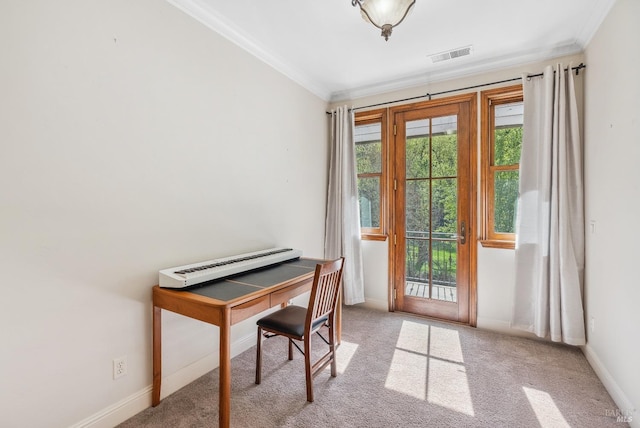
(167, 0, 615, 102)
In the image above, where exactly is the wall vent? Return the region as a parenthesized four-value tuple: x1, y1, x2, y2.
(429, 45, 473, 63)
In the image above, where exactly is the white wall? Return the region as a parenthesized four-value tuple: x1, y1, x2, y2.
(0, 1, 328, 427)
(583, 0, 640, 424)
(360, 239, 389, 311)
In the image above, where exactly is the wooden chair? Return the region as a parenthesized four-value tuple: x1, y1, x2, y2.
(255, 257, 345, 402)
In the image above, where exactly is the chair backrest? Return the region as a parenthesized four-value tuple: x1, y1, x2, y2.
(305, 257, 345, 332)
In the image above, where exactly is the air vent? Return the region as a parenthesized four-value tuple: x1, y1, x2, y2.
(429, 45, 472, 63)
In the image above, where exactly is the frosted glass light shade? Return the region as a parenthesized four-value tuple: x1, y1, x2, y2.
(355, 0, 416, 40)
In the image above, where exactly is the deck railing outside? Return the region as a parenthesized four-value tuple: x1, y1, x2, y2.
(405, 230, 457, 302)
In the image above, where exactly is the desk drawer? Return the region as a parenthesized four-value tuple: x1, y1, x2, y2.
(271, 281, 312, 306)
(231, 295, 270, 324)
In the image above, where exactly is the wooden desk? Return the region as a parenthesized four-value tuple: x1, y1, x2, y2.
(152, 258, 333, 428)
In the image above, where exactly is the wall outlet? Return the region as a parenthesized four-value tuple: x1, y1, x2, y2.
(590, 317, 595, 334)
(113, 356, 127, 379)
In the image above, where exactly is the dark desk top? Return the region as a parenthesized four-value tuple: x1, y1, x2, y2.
(185, 258, 321, 302)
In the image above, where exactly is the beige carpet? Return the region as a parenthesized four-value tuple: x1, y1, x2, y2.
(119, 306, 625, 427)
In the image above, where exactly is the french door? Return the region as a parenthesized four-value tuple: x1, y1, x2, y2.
(391, 95, 476, 323)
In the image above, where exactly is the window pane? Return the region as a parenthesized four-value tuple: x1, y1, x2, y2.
(355, 123, 381, 173)
(494, 101, 523, 166)
(406, 119, 430, 179)
(358, 176, 380, 228)
(494, 170, 519, 233)
(405, 179, 430, 237)
(405, 179, 430, 284)
(432, 178, 457, 237)
(406, 137, 430, 179)
(432, 135, 458, 178)
(431, 240, 457, 302)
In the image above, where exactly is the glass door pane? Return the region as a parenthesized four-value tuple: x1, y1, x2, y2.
(404, 115, 458, 303)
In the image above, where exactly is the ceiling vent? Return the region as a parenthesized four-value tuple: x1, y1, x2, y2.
(429, 45, 473, 63)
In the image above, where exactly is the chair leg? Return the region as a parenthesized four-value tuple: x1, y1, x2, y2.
(329, 321, 337, 377)
(255, 327, 262, 384)
(304, 335, 313, 402)
(288, 338, 294, 361)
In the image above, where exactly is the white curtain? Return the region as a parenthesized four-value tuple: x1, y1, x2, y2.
(512, 63, 586, 345)
(325, 106, 365, 305)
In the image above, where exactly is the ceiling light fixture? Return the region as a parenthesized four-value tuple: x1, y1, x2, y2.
(352, 0, 416, 41)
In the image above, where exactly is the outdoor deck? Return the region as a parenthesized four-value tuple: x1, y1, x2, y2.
(405, 281, 457, 302)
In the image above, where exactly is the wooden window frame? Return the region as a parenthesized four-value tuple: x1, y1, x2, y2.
(354, 108, 388, 241)
(480, 84, 523, 249)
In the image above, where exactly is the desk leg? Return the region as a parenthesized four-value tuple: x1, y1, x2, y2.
(337, 293, 342, 344)
(219, 308, 231, 428)
(152, 306, 161, 406)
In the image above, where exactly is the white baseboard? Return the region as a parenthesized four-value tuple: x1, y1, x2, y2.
(582, 343, 638, 427)
(72, 331, 258, 428)
(476, 316, 542, 339)
(70, 385, 153, 428)
(360, 297, 388, 311)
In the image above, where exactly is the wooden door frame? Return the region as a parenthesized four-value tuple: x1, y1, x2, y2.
(387, 93, 477, 326)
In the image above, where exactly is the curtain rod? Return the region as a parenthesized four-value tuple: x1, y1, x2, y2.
(326, 63, 585, 114)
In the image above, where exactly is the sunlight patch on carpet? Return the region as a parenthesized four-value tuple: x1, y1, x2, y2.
(384, 320, 474, 415)
(335, 340, 358, 374)
(523, 386, 570, 428)
(395, 320, 430, 354)
(385, 348, 427, 400)
(427, 358, 474, 416)
(425, 325, 473, 415)
(429, 326, 464, 363)
(385, 320, 429, 399)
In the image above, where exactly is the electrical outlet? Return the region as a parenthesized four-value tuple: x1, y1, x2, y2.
(113, 356, 127, 379)
(590, 317, 595, 333)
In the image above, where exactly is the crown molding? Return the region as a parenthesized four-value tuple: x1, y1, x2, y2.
(329, 42, 584, 102)
(575, 0, 617, 47)
(167, 0, 332, 101)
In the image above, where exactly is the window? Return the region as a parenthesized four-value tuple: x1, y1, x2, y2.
(354, 109, 387, 240)
(480, 85, 523, 249)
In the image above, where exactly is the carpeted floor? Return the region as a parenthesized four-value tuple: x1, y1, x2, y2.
(119, 306, 626, 427)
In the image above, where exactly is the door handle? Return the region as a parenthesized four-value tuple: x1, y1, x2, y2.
(460, 221, 466, 245)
